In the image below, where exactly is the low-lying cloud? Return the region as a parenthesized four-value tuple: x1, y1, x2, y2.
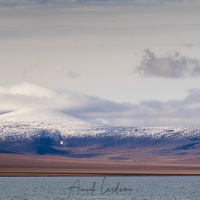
(0, 82, 129, 118)
(137, 49, 200, 78)
(1, 82, 200, 127)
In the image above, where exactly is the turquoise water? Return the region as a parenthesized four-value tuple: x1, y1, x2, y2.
(0, 176, 200, 199)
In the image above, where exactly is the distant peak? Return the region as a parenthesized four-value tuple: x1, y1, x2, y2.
(0, 109, 93, 125)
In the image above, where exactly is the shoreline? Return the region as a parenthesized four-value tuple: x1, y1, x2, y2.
(1, 173, 200, 177)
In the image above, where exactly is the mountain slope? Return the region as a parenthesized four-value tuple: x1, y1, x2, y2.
(0, 109, 104, 141)
(0, 109, 106, 155)
(1, 110, 200, 157)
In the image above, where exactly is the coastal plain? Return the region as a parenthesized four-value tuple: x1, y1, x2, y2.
(1, 150, 200, 176)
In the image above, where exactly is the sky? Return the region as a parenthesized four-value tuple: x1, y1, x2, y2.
(1, 0, 200, 126)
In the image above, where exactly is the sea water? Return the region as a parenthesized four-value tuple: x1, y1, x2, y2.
(0, 176, 200, 200)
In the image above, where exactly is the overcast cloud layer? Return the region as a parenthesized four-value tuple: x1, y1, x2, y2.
(1, 0, 200, 127)
(1, 0, 200, 7)
(0, 0, 152, 7)
(1, 83, 200, 127)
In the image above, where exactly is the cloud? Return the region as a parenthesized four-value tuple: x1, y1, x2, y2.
(183, 43, 193, 48)
(59, 69, 80, 79)
(0, 0, 64, 7)
(0, 0, 131, 7)
(137, 49, 200, 78)
(1, 82, 200, 127)
(0, 82, 127, 115)
(1, 0, 198, 8)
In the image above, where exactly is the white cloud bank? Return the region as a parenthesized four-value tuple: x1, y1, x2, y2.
(1, 82, 200, 127)
(137, 49, 200, 78)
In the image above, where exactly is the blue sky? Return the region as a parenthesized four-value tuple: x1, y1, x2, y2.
(0, 0, 200, 126)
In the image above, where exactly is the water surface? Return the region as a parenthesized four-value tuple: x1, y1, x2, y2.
(0, 176, 200, 200)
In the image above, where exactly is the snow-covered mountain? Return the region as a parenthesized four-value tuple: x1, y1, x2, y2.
(1, 109, 200, 140)
(1, 109, 200, 156)
(0, 109, 105, 141)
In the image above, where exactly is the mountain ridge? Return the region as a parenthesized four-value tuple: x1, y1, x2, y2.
(1, 109, 200, 157)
